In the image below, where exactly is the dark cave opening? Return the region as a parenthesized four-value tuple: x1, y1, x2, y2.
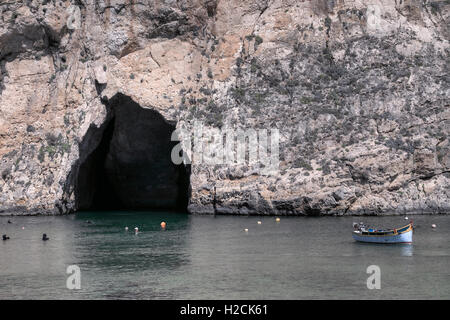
(74, 94, 191, 212)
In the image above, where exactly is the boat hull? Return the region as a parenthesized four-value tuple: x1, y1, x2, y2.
(352, 229, 412, 244)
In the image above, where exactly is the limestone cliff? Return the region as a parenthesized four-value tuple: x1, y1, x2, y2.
(0, 0, 449, 216)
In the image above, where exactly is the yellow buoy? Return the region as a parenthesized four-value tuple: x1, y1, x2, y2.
(257, 221, 262, 225)
(161, 221, 167, 229)
(244, 228, 249, 232)
(275, 217, 281, 222)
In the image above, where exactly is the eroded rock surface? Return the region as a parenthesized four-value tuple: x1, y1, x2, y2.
(0, 0, 449, 215)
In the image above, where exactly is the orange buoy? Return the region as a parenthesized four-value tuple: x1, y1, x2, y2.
(161, 222, 167, 229)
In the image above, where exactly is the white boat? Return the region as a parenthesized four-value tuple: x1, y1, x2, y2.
(352, 222, 413, 244)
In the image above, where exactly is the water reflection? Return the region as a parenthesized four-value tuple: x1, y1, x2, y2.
(352, 242, 414, 257)
(73, 211, 191, 272)
(400, 244, 413, 257)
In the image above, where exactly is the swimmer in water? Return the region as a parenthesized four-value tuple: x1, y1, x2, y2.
(2, 234, 10, 240)
(42, 234, 49, 241)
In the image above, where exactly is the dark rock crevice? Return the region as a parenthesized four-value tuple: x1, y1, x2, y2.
(72, 93, 191, 212)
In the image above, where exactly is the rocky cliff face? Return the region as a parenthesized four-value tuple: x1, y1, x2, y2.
(0, 0, 449, 216)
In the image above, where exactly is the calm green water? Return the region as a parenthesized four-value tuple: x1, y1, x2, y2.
(0, 212, 449, 299)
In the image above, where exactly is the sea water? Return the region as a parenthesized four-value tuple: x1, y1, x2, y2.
(0, 212, 449, 299)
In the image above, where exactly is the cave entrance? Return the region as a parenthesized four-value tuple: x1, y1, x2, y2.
(75, 94, 191, 212)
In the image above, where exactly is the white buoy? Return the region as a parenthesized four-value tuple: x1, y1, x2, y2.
(431, 224, 436, 228)
(244, 228, 249, 232)
(125, 227, 128, 231)
(257, 221, 262, 225)
(21, 226, 25, 230)
(404, 216, 408, 220)
(275, 217, 281, 222)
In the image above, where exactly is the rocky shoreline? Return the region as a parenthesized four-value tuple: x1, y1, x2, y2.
(1, 204, 449, 217)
